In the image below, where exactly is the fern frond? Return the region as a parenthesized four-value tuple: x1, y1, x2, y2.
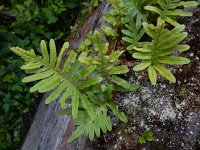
(145, 0, 198, 26)
(79, 30, 138, 91)
(122, 23, 147, 50)
(68, 105, 112, 142)
(11, 39, 102, 119)
(132, 22, 190, 85)
(68, 97, 128, 142)
(121, 0, 150, 28)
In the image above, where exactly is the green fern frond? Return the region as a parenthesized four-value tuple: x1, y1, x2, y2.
(121, 0, 150, 28)
(79, 30, 138, 91)
(132, 22, 190, 85)
(11, 39, 102, 119)
(68, 95, 128, 142)
(122, 23, 147, 50)
(145, 0, 198, 26)
(68, 105, 112, 142)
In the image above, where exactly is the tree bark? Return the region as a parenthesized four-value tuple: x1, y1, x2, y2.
(21, 1, 111, 150)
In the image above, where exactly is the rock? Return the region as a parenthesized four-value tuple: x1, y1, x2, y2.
(94, 7, 200, 150)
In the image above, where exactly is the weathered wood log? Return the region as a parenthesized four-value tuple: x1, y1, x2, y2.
(21, 1, 111, 150)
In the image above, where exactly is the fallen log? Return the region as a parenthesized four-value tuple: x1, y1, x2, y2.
(21, 1, 111, 150)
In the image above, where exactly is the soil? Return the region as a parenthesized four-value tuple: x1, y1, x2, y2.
(93, 7, 200, 150)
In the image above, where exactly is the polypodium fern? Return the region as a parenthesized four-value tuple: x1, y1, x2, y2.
(67, 99, 128, 142)
(121, 0, 152, 28)
(79, 30, 137, 91)
(132, 22, 190, 85)
(11, 36, 137, 142)
(10, 39, 102, 119)
(66, 30, 137, 141)
(145, 0, 198, 26)
(68, 104, 112, 142)
(122, 22, 146, 50)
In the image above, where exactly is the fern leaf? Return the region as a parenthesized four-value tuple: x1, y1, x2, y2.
(148, 65, 157, 85)
(80, 65, 97, 78)
(81, 94, 96, 120)
(98, 111, 107, 133)
(10, 47, 37, 60)
(78, 77, 103, 90)
(88, 123, 95, 141)
(133, 60, 151, 71)
(122, 23, 146, 49)
(56, 42, 69, 69)
(132, 22, 190, 84)
(112, 75, 138, 91)
(22, 69, 54, 83)
(59, 86, 72, 107)
(132, 52, 152, 59)
(67, 126, 85, 143)
(176, 45, 190, 52)
(61, 51, 77, 73)
(21, 62, 43, 70)
(153, 64, 176, 83)
(142, 22, 156, 39)
(108, 65, 129, 75)
(107, 103, 128, 122)
(109, 50, 124, 62)
(157, 56, 190, 65)
(37, 75, 61, 93)
(71, 88, 80, 118)
(49, 39, 57, 67)
(94, 119, 101, 137)
(69, 105, 112, 142)
(45, 81, 68, 104)
(40, 40, 49, 64)
(87, 92, 103, 105)
(145, 0, 198, 25)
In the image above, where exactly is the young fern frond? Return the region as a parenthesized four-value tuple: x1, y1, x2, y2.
(65, 93, 128, 143)
(68, 105, 112, 142)
(145, 0, 198, 26)
(79, 30, 138, 91)
(11, 34, 137, 142)
(132, 22, 190, 85)
(122, 23, 146, 50)
(11, 39, 102, 119)
(64, 30, 137, 142)
(121, 0, 150, 28)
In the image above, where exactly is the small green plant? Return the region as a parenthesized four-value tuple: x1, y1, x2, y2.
(0, 0, 82, 149)
(10, 0, 198, 144)
(11, 31, 137, 142)
(145, 0, 198, 25)
(132, 22, 190, 85)
(138, 130, 156, 144)
(104, 0, 197, 84)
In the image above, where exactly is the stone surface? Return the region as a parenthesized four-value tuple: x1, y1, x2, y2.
(93, 7, 200, 150)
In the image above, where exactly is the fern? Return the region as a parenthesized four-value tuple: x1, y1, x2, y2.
(145, 0, 198, 25)
(79, 30, 137, 91)
(121, 0, 151, 28)
(132, 22, 190, 85)
(11, 35, 137, 142)
(63, 98, 127, 142)
(68, 30, 137, 141)
(10, 0, 199, 144)
(11, 39, 102, 119)
(122, 22, 146, 50)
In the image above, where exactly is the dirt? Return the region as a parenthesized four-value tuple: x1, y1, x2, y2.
(93, 7, 200, 150)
